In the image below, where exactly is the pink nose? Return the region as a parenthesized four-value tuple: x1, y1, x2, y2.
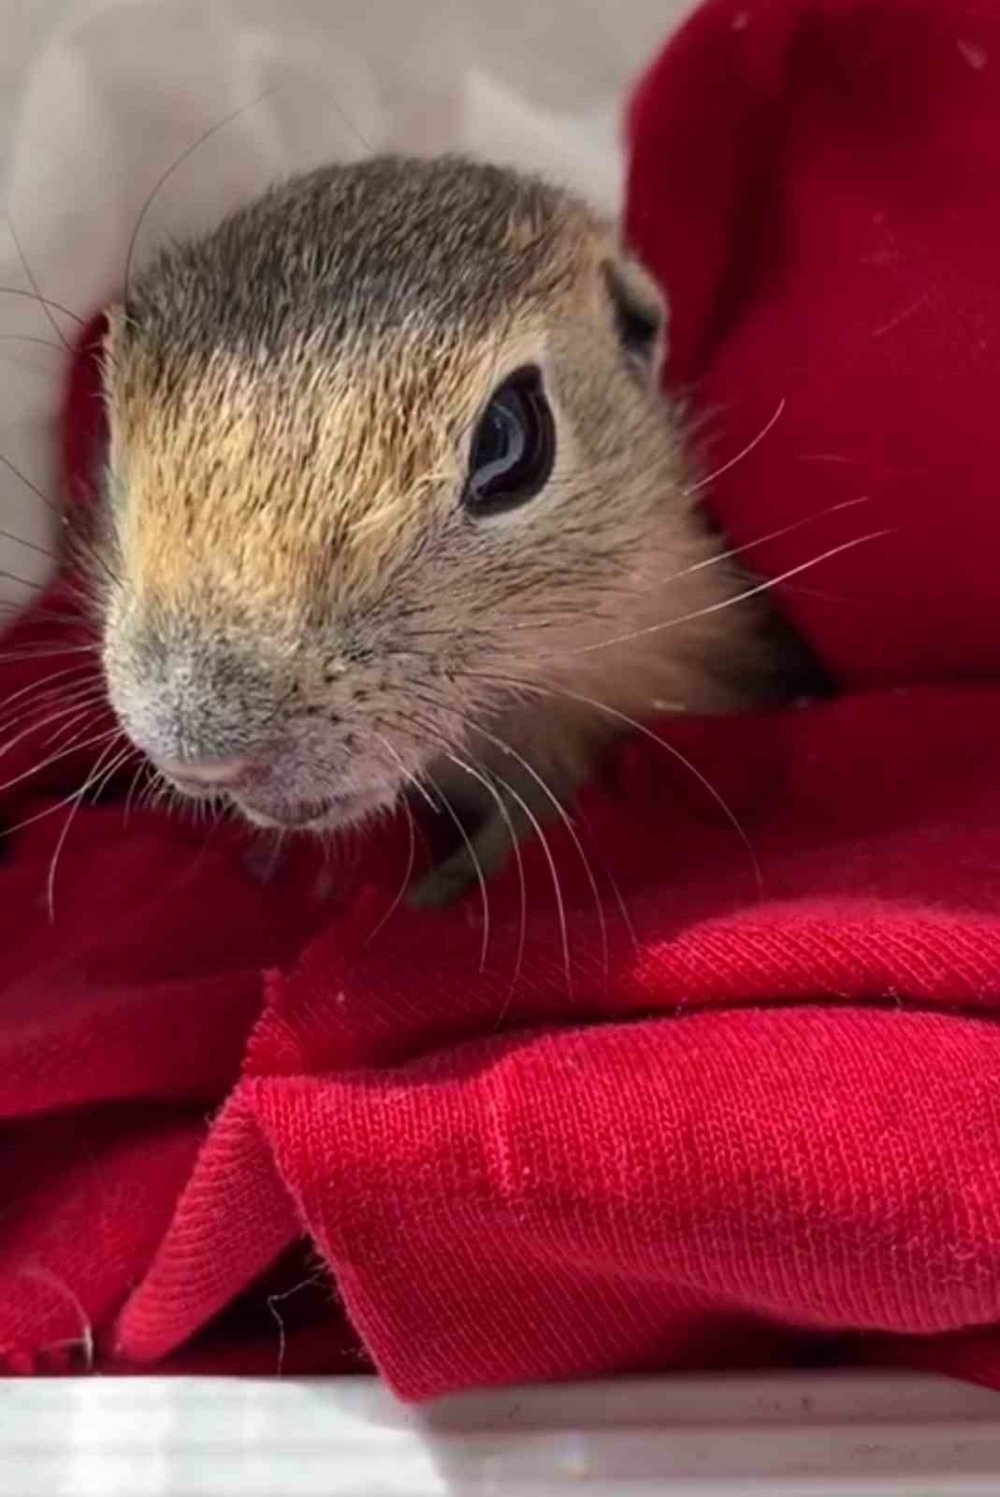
(162, 757, 250, 789)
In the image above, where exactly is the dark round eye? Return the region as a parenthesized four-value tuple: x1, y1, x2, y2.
(463, 366, 556, 516)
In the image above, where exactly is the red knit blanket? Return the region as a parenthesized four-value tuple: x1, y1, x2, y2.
(4, 0, 1000, 1395)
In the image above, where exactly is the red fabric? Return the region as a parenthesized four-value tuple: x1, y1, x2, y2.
(627, 0, 1000, 689)
(4, 0, 1000, 1397)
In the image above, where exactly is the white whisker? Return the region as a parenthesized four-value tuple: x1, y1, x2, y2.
(0, 695, 106, 770)
(424, 770, 493, 972)
(466, 719, 610, 993)
(469, 672, 765, 902)
(683, 398, 786, 496)
(123, 759, 153, 826)
(425, 755, 569, 997)
(433, 750, 528, 1017)
(370, 727, 438, 814)
(398, 689, 574, 994)
(362, 792, 417, 950)
(0, 730, 122, 840)
(0, 663, 97, 723)
(0, 722, 114, 796)
(47, 738, 130, 921)
(557, 528, 894, 659)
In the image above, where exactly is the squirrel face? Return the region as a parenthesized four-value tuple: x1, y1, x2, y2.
(98, 154, 769, 873)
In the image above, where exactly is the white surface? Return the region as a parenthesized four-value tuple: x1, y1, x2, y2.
(2, 1372, 1000, 1495)
(0, 0, 695, 611)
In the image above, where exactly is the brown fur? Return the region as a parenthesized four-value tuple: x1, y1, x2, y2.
(98, 154, 804, 900)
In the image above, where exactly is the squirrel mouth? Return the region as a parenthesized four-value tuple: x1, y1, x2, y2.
(266, 800, 336, 828)
(237, 791, 376, 831)
(239, 796, 339, 829)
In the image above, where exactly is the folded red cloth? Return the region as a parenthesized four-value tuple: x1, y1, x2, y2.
(5, 0, 1000, 1396)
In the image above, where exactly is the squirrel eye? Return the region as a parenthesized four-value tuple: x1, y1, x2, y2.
(463, 366, 555, 516)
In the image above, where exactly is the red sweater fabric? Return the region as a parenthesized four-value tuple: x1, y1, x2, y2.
(4, 0, 1000, 1395)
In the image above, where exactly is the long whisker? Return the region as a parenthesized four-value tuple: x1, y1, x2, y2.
(0, 701, 99, 766)
(556, 529, 894, 659)
(371, 712, 528, 993)
(136, 762, 169, 818)
(0, 332, 65, 354)
(6, 215, 72, 353)
(447, 751, 571, 996)
(683, 398, 786, 496)
(123, 92, 274, 300)
(647, 495, 873, 594)
(122, 758, 151, 828)
(0, 671, 103, 725)
(571, 800, 640, 960)
(0, 724, 117, 798)
(0, 285, 85, 327)
(0, 448, 120, 589)
(0, 729, 122, 841)
(0, 689, 103, 752)
(395, 690, 573, 993)
(0, 567, 45, 592)
(0, 642, 96, 664)
(0, 684, 104, 747)
(0, 663, 98, 706)
(0, 580, 91, 622)
(436, 752, 528, 1022)
(3, 691, 105, 750)
(47, 738, 130, 920)
(422, 770, 492, 972)
(378, 721, 529, 1005)
(468, 671, 765, 902)
(453, 713, 610, 991)
(325, 94, 376, 157)
(361, 793, 417, 951)
(40, 700, 112, 755)
(369, 727, 439, 814)
(0, 525, 57, 560)
(0, 448, 59, 513)
(0, 597, 80, 616)
(0, 662, 99, 720)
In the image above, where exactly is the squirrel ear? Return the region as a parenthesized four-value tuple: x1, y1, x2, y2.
(602, 253, 668, 384)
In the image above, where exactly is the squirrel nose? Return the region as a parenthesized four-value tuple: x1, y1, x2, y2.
(161, 756, 250, 789)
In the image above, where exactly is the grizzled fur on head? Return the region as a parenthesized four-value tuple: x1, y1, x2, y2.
(98, 153, 779, 848)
